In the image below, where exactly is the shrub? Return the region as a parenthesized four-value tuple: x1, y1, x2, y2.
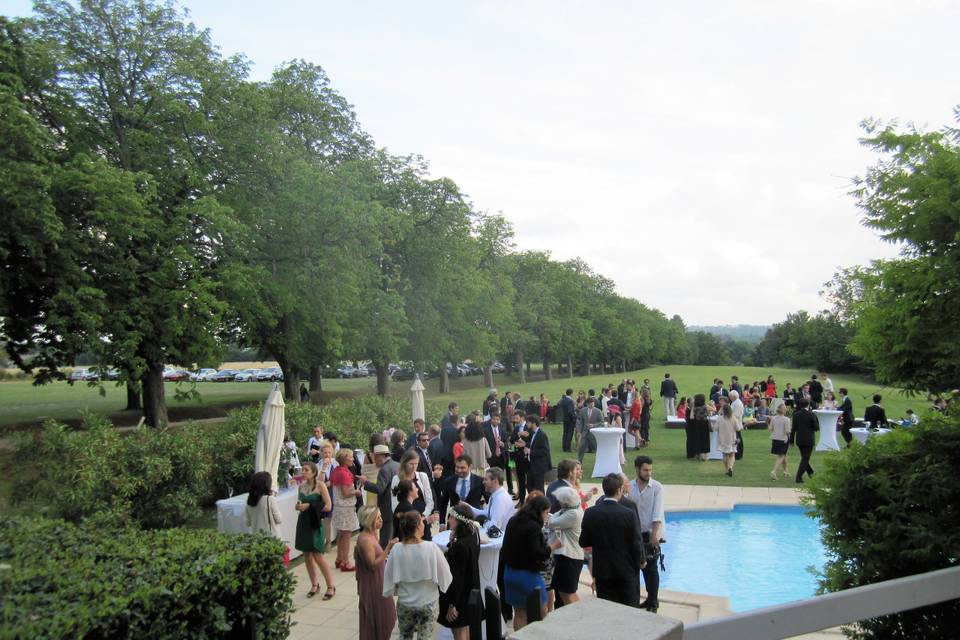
(805, 408, 960, 639)
(0, 516, 294, 639)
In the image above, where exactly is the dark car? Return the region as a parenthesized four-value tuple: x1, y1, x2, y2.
(211, 369, 239, 382)
(391, 367, 421, 381)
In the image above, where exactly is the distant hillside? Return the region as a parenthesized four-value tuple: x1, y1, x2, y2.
(688, 324, 769, 343)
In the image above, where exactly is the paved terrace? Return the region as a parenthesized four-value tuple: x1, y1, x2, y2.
(286, 484, 841, 640)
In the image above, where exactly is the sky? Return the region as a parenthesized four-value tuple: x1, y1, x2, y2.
(7, 1, 959, 325)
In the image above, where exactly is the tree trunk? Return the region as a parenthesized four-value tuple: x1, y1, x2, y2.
(483, 365, 494, 389)
(516, 349, 526, 385)
(567, 355, 574, 378)
(141, 362, 168, 427)
(543, 358, 553, 380)
(622, 359, 627, 373)
(526, 360, 531, 377)
(506, 359, 514, 377)
(277, 356, 299, 403)
(439, 367, 450, 394)
(375, 360, 389, 396)
(601, 360, 607, 375)
(309, 365, 322, 395)
(125, 380, 141, 411)
(580, 355, 590, 377)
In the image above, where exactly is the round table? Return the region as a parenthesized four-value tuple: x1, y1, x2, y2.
(590, 427, 625, 477)
(850, 427, 892, 444)
(814, 409, 843, 452)
(433, 521, 505, 638)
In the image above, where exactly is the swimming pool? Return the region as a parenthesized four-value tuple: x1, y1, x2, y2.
(659, 505, 827, 612)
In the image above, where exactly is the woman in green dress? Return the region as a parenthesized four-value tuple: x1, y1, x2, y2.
(295, 461, 336, 599)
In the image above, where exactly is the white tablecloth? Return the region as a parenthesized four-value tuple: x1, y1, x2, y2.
(216, 486, 302, 559)
(814, 409, 843, 452)
(850, 427, 892, 445)
(433, 521, 505, 638)
(665, 416, 686, 428)
(591, 427, 625, 477)
(707, 416, 723, 460)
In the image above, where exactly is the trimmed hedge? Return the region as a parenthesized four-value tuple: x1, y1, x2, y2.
(0, 516, 294, 639)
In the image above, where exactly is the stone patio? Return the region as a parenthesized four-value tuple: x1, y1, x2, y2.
(287, 484, 842, 639)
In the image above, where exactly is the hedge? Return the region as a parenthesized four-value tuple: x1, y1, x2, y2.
(0, 516, 294, 639)
(13, 396, 439, 528)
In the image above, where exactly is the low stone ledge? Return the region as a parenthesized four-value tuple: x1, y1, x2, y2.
(511, 598, 683, 640)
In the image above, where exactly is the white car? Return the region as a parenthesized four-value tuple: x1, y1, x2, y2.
(189, 368, 218, 382)
(233, 368, 260, 382)
(256, 367, 283, 382)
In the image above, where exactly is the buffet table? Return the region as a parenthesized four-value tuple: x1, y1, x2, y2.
(216, 485, 302, 560)
(850, 427, 892, 445)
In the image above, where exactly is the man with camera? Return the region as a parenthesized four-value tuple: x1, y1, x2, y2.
(627, 455, 665, 613)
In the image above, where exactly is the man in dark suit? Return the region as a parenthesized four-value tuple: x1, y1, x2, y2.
(483, 413, 514, 494)
(362, 445, 400, 547)
(437, 453, 484, 519)
(510, 412, 529, 502)
(808, 375, 824, 409)
(517, 414, 552, 494)
(791, 398, 820, 483)
(427, 424, 445, 471)
(579, 473, 646, 607)
(838, 388, 854, 447)
(557, 389, 576, 451)
(863, 394, 888, 428)
(546, 459, 579, 513)
(404, 418, 426, 450)
(439, 402, 461, 474)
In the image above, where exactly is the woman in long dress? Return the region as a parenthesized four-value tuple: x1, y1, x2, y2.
(355, 505, 397, 640)
(462, 416, 492, 476)
(716, 403, 742, 477)
(685, 394, 711, 461)
(294, 462, 336, 599)
(437, 503, 480, 640)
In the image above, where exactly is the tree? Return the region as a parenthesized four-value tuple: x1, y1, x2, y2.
(843, 114, 960, 392)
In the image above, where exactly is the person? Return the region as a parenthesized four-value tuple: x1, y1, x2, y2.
(628, 456, 664, 613)
(559, 388, 576, 452)
(716, 403, 742, 477)
(382, 511, 453, 640)
(768, 403, 792, 480)
(245, 471, 282, 538)
(754, 397, 771, 425)
(355, 505, 398, 640)
(792, 398, 820, 483)
(405, 419, 427, 450)
(579, 473, 645, 607)
(517, 415, 552, 494)
(437, 503, 481, 639)
(821, 372, 834, 394)
(765, 376, 777, 398)
(440, 402, 461, 474)
(576, 397, 603, 462)
(639, 387, 653, 447)
(283, 433, 302, 477)
(483, 413, 513, 493)
(548, 486, 584, 606)
(808, 375, 824, 409)
(502, 494, 562, 630)
(822, 391, 838, 410)
(660, 373, 679, 417)
(864, 394, 889, 428)
(782, 382, 796, 408)
(306, 425, 324, 463)
(465, 467, 515, 531)
(538, 393, 550, 422)
(331, 449, 363, 571)
(546, 459, 579, 513)
(462, 415, 491, 477)
(392, 480, 421, 540)
(364, 444, 401, 547)
(391, 450, 437, 540)
(452, 426, 466, 460)
(685, 394, 711, 461)
(413, 431, 437, 500)
(730, 376, 742, 395)
(729, 390, 746, 461)
(294, 462, 336, 599)
(571, 459, 598, 510)
(389, 429, 407, 463)
(437, 454, 483, 519)
(838, 388, 854, 447)
(511, 412, 530, 502)
(627, 387, 643, 448)
(317, 440, 338, 549)
(675, 396, 688, 419)
(900, 409, 919, 427)
(427, 424, 445, 470)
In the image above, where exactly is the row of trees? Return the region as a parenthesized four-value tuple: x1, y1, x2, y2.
(0, 1, 710, 427)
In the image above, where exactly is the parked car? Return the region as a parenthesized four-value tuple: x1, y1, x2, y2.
(189, 368, 218, 382)
(491, 361, 505, 374)
(211, 369, 239, 382)
(255, 367, 283, 382)
(337, 366, 355, 378)
(460, 363, 482, 376)
(104, 368, 122, 381)
(70, 367, 99, 382)
(162, 367, 190, 382)
(233, 369, 260, 382)
(391, 367, 423, 381)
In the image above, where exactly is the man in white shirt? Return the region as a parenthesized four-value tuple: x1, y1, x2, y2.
(628, 455, 665, 613)
(821, 372, 834, 394)
(305, 425, 324, 462)
(467, 467, 515, 531)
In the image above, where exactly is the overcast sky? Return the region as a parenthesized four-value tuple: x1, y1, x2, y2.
(9, 1, 958, 325)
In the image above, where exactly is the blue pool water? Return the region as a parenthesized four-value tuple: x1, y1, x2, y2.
(659, 505, 827, 612)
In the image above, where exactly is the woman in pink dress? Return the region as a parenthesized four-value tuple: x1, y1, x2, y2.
(355, 505, 397, 640)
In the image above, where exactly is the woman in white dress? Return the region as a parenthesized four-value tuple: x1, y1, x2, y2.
(715, 403, 742, 477)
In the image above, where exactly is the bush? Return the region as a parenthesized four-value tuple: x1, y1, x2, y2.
(0, 516, 294, 639)
(805, 409, 960, 639)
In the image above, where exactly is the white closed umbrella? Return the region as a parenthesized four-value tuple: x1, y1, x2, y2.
(254, 382, 286, 492)
(411, 375, 426, 422)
